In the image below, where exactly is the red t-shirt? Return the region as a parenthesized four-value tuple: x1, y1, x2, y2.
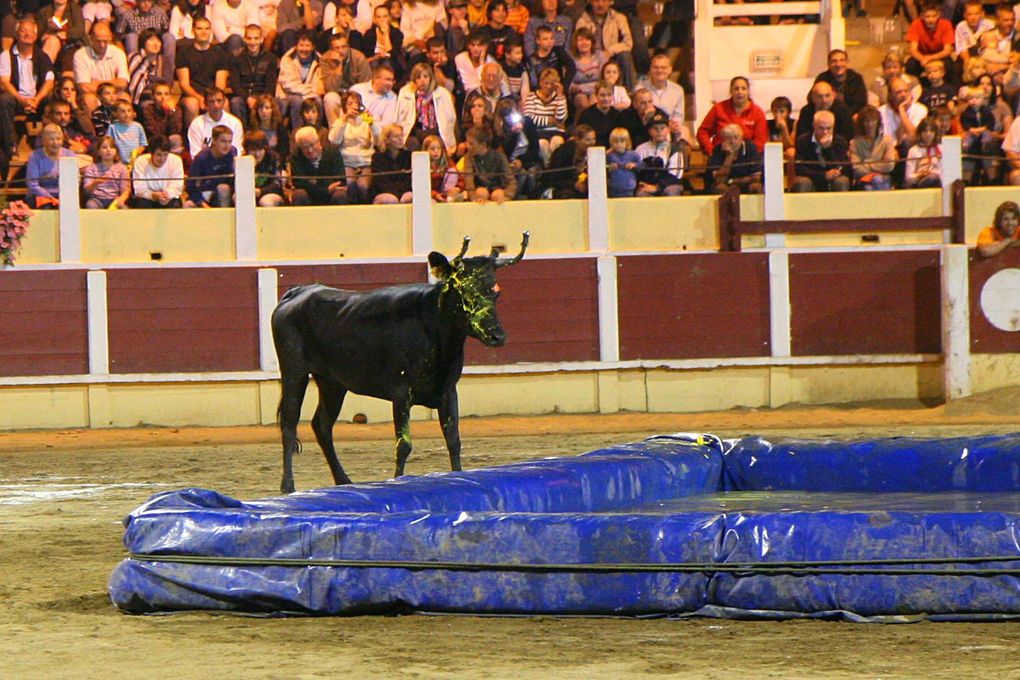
(906, 17, 954, 55)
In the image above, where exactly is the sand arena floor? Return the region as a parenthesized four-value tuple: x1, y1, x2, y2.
(3, 397, 1020, 679)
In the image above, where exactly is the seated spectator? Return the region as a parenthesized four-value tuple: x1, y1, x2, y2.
(249, 93, 289, 160)
(185, 124, 236, 207)
(849, 105, 897, 190)
(118, 0, 172, 77)
(504, 0, 529, 35)
(321, 32, 372, 125)
(931, 103, 962, 139)
(277, 31, 324, 129)
(869, 52, 922, 107)
(525, 25, 575, 93)
(791, 110, 851, 193)
(90, 82, 118, 138)
(445, 0, 471, 57)
(421, 37, 461, 100)
(705, 123, 763, 195)
(244, 129, 286, 206)
(211, 0, 259, 56)
(976, 71, 1011, 151)
(968, 3, 1017, 80)
(140, 80, 185, 156)
(814, 49, 868, 114)
(467, 62, 512, 119)
(131, 134, 185, 208)
(599, 61, 630, 110)
(82, 135, 131, 208)
(493, 97, 540, 197)
(621, 87, 663, 148)
(575, 0, 634, 88)
(360, 4, 405, 80)
(457, 91, 493, 156)
(168, 0, 212, 50)
(0, 18, 54, 160)
(636, 53, 686, 144)
(905, 1, 957, 83)
(523, 66, 568, 164)
(175, 16, 228, 124)
(465, 0, 487, 30)
(397, 61, 458, 154)
(291, 96, 330, 149)
(767, 95, 796, 157)
(695, 76, 767, 156)
(127, 28, 168, 105)
(317, 3, 357, 52)
(919, 59, 957, 109)
(109, 99, 148, 163)
(578, 80, 625, 146)
(976, 200, 1020, 257)
(422, 133, 464, 202)
(904, 117, 942, 188)
(37, 0, 86, 68)
(500, 39, 529, 102)
(568, 27, 606, 112)
(878, 76, 928, 157)
(606, 126, 639, 197)
(999, 96, 1020, 184)
(544, 123, 596, 199)
(73, 21, 129, 112)
(350, 63, 400, 128)
(81, 0, 113, 34)
(463, 125, 516, 203)
(477, 0, 517, 62)
(51, 77, 97, 145)
(525, 0, 571, 56)
(44, 99, 93, 156)
(228, 23, 280, 124)
(187, 86, 244, 157)
(276, 0, 323, 56)
(954, 1, 992, 64)
(291, 124, 353, 204)
(400, 0, 447, 58)
(796, 80, 855, 144)
(960, 84, 999, 183)
(328, 89, 379, 196)
(26, 124, 76, 209)
(635, 111, 683, 197)
(369, 123, 412, 203)
(455, 34, 494, 93)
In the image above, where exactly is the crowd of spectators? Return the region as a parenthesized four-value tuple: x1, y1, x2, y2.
(4, 0, 1020, 209)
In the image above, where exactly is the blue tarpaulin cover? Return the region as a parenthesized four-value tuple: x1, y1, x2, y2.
(109, 434, 1020, 619)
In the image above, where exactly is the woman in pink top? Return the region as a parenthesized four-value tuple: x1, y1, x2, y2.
(695, 76, 768, 155)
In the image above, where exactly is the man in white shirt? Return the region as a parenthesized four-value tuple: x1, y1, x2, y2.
(955, 0, 994, 58)
(1000, 114, 1020, 184)
(636, 53, 687, 144)
(132, 136, 185, 208)
(350, 64, 399, 127)
(211, 0, 260, 55)
(73, 21, 129, 112)
(878, 76, 928, 153)
(454, 34, 495, 94)
(0, 18, 54, 157)
(187, 86, 245, 156)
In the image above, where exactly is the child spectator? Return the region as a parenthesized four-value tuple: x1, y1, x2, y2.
(463, 125, 516, 203)
(869, 52, 922, 107)
(705, 122, 763, 195)
(931, 104, 962, 138)
(328, 90, 379, 198)
(82, 135, 131, 208)
(767, 95, 796, 154)
(131, 135, 185, 208)
(599, 61, 631, 110)
(500, 39, 528, 102)
(578, 80, 626, 146)
(567, 27, 606, 113)
(370, 123, 413, 203)
(919, 59, 957, 109)
(109, 99, 149, 164)
(635, 111, 684, 197)
(185, 124, 236, 207)
(244, 129, 285, 207)
(954, 0, 993, 61)
(606, 126, 639, 197)
(959, 84, 998, 183)
(523, 66, 568, 164)
(90, 82, 118, 138)
(904, 117, 942, 187)
(525, 0, 572, 56)
(26, 124, 76, 209)
(849, 105, 897, 190)
(524, 25, 575, 91)
(905, 1, 956, 83)
(423, 133, 463, 202)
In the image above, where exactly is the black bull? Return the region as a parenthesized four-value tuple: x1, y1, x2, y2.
(271, 233, 530, 494)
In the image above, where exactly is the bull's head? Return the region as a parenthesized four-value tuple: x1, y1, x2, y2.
(428, 232, 530, 347)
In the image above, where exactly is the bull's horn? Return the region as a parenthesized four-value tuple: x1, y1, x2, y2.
(454, 236, 471, 262)
(495, 232, 529, 268)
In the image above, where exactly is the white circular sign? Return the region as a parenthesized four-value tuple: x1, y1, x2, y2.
(980, 268, 1020, 332)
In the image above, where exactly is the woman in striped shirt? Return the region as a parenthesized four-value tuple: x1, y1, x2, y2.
(524, 66, 568, 164)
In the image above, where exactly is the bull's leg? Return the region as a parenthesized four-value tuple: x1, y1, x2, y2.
(438, 389, 462, 472)
(392, 398, 412, 478)
(279, 372, 309, 494)
(311, 374, 352, 485)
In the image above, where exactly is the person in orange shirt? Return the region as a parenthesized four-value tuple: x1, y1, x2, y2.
(977, 200, 1020, 257)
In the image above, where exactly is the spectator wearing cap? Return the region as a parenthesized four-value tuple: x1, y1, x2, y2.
(524, 0, 573, 56)
(634, 110, 683, 197)
(73, 21, 129, 113)
(446, 0, 471, 56)
(575, 0, 636, 89)
(791, 110, 851, 192)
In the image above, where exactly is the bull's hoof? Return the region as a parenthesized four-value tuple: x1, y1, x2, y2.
(280, 479, 296, 494)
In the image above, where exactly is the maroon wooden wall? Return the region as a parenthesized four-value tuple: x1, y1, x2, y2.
(616, 254, 771, 360)
(969, 248, 1020, 353)
(464, 257, 600, 365)
(789, 251, 942, 355)
(0, 270, 87, 376)
(276, 262, 425, 297)
(106, 268, 260, 373)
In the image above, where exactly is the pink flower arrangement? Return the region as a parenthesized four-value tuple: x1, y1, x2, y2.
(0, 198, 32, 267)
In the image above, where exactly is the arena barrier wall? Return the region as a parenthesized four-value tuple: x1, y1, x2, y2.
(109, 433, 1020, 620)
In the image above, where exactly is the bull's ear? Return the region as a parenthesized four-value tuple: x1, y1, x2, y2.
(428, 252, 452, 280)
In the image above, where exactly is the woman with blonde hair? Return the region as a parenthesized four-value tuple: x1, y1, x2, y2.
(395, 61, 458, 154)
(370, 123, 413, 203)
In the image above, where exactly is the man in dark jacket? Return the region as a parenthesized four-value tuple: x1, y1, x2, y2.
(289, 125, 353, 205)
(813, 49, 868, 114)
(185, 124, 236, 206)
(791, 110, 851, 192)
(544, 124, 596, 198)
(228, 24, 280, 123)
(794, 80, 855, 144)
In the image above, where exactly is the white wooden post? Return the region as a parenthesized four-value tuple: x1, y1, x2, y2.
(768, 249, 791, 357)
(234, 154, 258, 260)
(587, 146, 609, 253)
(597, 255, 619, 361)
(58, 155, 81, 262)
(763, 142, 786, 248)
(86, 270, 109, 374)
(941, 244, 972, 399)
(941, 135, 962, 221)
(411, 151, 432, 256)
(257, 268, 279, 372)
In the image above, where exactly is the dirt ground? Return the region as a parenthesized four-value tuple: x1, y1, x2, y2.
(4, 396, 1020, 679)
